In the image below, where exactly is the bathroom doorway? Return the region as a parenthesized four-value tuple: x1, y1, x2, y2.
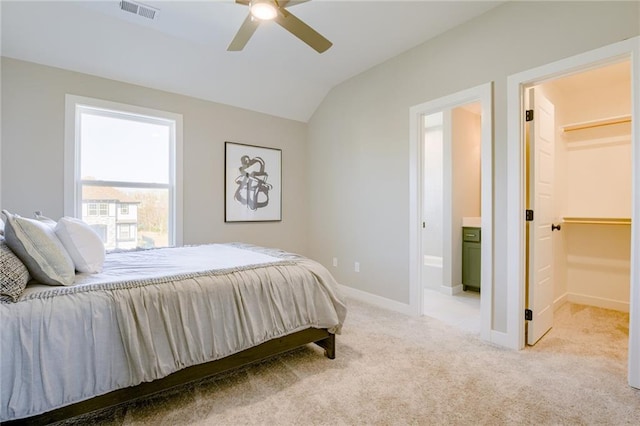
(421, 103, 482, 333)
(409, 82, 493, 342)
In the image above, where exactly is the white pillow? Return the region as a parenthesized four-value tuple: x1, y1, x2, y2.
(33, 211, 57, 228)
(2, 210, 75, 286)
(55, 217, 105, 273)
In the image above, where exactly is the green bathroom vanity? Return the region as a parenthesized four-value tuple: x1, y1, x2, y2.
(462, 226, 481, 291)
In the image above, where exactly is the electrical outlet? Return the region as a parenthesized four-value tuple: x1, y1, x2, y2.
(354, 262, 360, 272)
(332, 257, 338, 267)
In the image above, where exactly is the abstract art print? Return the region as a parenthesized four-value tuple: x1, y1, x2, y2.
(225, 142, 282, 222)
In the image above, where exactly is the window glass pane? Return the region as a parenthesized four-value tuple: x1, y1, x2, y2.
(82, 185, 169, 250)
(80, 112, 170, 184)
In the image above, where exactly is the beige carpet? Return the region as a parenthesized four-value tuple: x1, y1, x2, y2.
(67, 300, 639, 425)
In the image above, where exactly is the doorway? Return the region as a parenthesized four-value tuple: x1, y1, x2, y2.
(525, 61, 632, 345)
(409, 82, 493, 342)
(421, 104, 482, 334)
(506, 37, 640, 388)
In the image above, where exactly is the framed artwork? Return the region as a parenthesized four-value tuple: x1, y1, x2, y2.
(225, 141, 282, 222)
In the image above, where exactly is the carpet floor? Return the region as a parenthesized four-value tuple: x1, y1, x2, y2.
(65, 299, 639, 425)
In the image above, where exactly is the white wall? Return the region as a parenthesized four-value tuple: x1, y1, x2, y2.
(307, 1, 640, 331)
(0, 58, 310, 255)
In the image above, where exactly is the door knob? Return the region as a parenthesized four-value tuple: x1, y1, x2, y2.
(551, 223, 561, 232)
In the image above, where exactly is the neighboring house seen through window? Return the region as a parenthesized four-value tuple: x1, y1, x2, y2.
(65, 96, 183, 250)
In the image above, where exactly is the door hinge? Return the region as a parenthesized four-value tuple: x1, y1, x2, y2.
(525, 209, 534, 221)
(525, 309, 533, 321)
(525, 110, 534, 121)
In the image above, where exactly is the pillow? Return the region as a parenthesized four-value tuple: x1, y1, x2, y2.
(0, 217, 4, 235)
(0, 237, 30, 301)
(33, 211, 57, 228)
(55, 217, 105, 273)
(2, 210, 75, 286)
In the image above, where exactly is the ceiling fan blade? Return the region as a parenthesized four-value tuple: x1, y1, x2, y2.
(235, 0, 250, 5)
(273, 8, 332, 53)
(277, 0, 309, 8)
(228, 14, 260, 51)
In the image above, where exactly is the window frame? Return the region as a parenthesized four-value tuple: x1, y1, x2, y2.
(64, 95, 183, 247)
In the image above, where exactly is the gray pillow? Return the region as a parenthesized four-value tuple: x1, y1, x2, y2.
(0, 238, 30, 301)
(2, 210, 75, 286)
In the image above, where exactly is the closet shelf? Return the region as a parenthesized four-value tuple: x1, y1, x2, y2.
(562, 114, 631, 132)
(563, 217, 631, 225)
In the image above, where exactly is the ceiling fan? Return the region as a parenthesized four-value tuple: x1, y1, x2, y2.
(228, 0, 332, 53)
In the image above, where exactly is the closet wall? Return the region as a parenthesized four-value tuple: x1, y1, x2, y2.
(544, 61, 632, 312)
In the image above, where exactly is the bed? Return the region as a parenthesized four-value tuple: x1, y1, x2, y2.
(0, 241, 347, 424)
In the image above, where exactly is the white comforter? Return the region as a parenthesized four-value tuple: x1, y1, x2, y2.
(0, 244, 347, 421)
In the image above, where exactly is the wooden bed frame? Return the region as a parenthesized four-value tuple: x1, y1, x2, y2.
(6, 328, 335, 426)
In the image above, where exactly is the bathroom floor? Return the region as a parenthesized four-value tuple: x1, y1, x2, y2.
(422, 288, 481, 335)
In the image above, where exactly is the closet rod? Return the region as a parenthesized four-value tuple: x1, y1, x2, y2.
(563, 217, 631, 225)
(562, 114, 631, 132)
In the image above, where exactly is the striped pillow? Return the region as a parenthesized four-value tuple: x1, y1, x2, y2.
(0, 238, 30, 301)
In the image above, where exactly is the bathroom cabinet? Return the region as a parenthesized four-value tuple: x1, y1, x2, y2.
(462, 227, 481, 291)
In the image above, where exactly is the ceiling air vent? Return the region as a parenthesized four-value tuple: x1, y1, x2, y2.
(119, 1, 159, 20)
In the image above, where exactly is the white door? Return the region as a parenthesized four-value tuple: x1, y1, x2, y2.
(422, 111, 445, 289)
(527, 89, 555, 345)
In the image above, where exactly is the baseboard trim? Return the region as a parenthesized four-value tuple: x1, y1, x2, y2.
(440, 284, 464, 295)
(567, 293, 629, 313)
(338, 284, 414, 315)
(554, 293, 569, 311)
(489, 330, 511, 348)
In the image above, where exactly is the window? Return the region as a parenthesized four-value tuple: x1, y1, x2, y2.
(65, 96, 183, 249)
(87, 203, 109, 217)
(117, 224, 136, 241)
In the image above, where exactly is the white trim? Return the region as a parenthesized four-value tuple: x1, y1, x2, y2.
(423, 255, 443, 267)
(566, 293, 630, 313)
(409, 82, 494, 343)
(338, 284, 413, 316)
(506, 36, 640, 389)
(554, 293, 569, 311)
(441, 284, 464, 296)
(64, 95, 184, 246)
(489, 330, 510, 348)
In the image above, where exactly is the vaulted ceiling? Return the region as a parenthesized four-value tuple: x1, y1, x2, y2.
(1, 1, 503, 122)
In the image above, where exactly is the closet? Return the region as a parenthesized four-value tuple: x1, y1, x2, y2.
(539, 60, 632, 313)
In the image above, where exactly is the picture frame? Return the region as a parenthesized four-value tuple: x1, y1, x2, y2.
(225, 141, 282, 222)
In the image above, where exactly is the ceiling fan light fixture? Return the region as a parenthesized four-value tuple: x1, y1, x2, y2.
(250, 0, 278, 21)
